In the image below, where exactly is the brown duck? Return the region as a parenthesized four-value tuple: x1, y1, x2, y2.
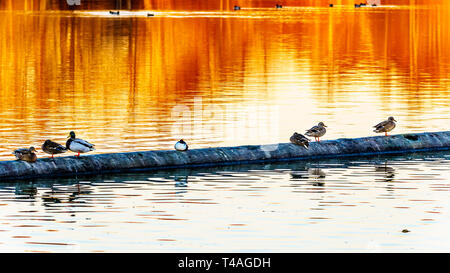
(373, 116, 397, 136)
(305, 122, 327, 142)
(290, 132, 310, 149)
(13, 147, 37, 163)
(42, 140, 68, 158)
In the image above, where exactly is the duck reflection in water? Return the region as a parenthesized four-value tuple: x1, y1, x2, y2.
(42, 182, 92, 205)
(290, 167, 326, 186)
(174, 175, 189, 188)
(15, 183, 38, 199)
(374, 161, 396, 183)
(308, 168, 326, 187)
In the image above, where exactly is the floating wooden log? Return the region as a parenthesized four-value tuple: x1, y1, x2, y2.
(0, 131, 449, 180)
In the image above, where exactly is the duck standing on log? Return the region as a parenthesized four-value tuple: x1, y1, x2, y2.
(42, 140, 68, 158)
(305, 122, 327, 142)
(373, 116, 397, 136)
(175, 139, 188, 151)
(66, 131, 95, 157)
(13, 147, 38, 163)
(290, 132, 310, 149)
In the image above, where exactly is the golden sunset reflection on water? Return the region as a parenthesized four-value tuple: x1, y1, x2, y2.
(0, 1, 450, 253)
(0, 3, 449, 160)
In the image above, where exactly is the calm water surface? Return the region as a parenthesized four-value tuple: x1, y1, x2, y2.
(0, 152, 449, 252)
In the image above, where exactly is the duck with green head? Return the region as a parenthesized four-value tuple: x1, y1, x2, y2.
(66, 131, 95, 157)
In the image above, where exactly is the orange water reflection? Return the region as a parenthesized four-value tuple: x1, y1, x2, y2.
(0, 0, 448, 11)
(0, 5, 449, 160)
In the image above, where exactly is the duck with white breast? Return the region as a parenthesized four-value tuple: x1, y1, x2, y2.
(66, 131, 95, 157)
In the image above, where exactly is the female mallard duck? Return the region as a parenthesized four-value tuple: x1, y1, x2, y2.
(42, 140, 68, 158)
(13, 147, 37, 163)
(290, 132, 310, 149)
(305, 122, 327, 142)
(66, 131, 95, 157)
(373, 116, 397, 136)
(175, 139, 188, 151)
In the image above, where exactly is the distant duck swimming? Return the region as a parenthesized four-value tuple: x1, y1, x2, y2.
(276, 4, 283, 8)
(42, 140, 68, 158)
(373, 116, 397, 136)
(109, 11, 120, 15)
(290, 132, 310, 149)
(234, 5, 241, 10)
(13, 147, 37, 163)
(305, 122, 327, 142)
(66, 131, 95, 157)
(175, 139, 188, 151)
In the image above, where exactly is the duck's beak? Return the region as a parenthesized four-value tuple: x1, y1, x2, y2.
(393, 119, 397, 122)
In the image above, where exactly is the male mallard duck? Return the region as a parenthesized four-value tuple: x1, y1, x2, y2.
(175, 139, 188, 151)
(13, 147, 37, 163)
(373, 116, 397, 136)
(66, 131, 95, 157)
(305, 122, 327, 142)
(290, 132, 310, 149)
(276, 4, 283, 8)
(42, 140, 68, 158)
